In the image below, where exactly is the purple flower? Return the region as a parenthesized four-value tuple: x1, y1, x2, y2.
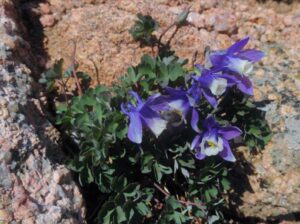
(121, 91, 167, 144)
(164, 87, 200, 132)
(191, 116, 242, 162)
(187, 66, 236, 108)
(209, 37, 264, 95)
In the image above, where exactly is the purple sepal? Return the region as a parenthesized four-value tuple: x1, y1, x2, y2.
(219, 139, 236, 162)
(121, 91, 167, 144)
(191, 116, 241, 162)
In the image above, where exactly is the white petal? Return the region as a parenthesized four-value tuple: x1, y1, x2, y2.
(200, 136, 224, 156)
(142, 116, 167, 138)
(169, 99, 185, 111)
(204, 147, 220, 156)
(227, 57, 253, 76)
(210, 78, 227, 96)
(217, 137, 224, 149)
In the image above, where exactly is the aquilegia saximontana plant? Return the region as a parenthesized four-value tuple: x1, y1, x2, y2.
(52, 12, 271, 224)
(122, 37, 264, 163)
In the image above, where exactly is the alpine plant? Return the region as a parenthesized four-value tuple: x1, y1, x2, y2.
(121, 37, 264, 162)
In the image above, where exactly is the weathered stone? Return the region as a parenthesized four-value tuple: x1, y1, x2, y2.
(0, 209, 13, 222)
(39, 3, 51, 15)
(40, 14, 56, 27)
(53, 166, 72, 184)
(0, 1, 86, 223)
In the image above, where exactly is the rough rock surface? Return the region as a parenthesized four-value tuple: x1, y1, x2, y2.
(0, 1, 85, 224)
(40, 0, 300, 222)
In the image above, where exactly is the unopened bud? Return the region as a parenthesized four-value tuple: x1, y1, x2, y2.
(175, 6, 191, 26)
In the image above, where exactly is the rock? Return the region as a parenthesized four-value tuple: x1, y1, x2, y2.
(0, 1, 86, 223)
(0, 209, 13, 222)
(39, 14, 56, 27)
(53, 166, 72, 184)
(7, 101, 19, 113)
(45, 192, 57, 205)
(0, 108, 9, 119)
(39, 3, 51, 15)
(42, 2, 227, 86)
(196, 0, 218, 12)
(23, 217, 36, 224)
(283, 15, 293, 27)
(187, 12, 205, 28)
(212, 10, 237, 34)
(0, 151, 12, 164)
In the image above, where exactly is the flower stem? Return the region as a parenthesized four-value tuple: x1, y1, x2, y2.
(71, 40, 83, 96)
(153, 183, 205, 209)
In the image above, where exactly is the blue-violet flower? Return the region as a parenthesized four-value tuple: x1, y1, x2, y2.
(209, 37, 264, 95)
(121, 91, 167, 144)
(188, 66, 236, 108)
(191, 116, 242, 162)
(164, 87, 200, 132)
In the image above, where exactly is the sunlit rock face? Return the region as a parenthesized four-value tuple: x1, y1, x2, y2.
(0, 2, 85, 223)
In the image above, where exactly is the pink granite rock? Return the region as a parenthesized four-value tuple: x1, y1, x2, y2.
(0, 1, 86, 223)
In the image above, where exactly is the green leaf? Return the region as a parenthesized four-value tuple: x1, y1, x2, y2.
(63, 65, 73, 78)
(221, 178, 230, 191)
(63, 63, 79, 78)
(208, 186, 218, 198)
(248, 127, 262, 137)
(112, 176, 128, 192)
(98, 202, 115, 224)
(153, 162, 172, 182)
(166, 196, 181, 210)
(153, 162, 162, 182)
(129, 14, 159, 44)
(46, 80, 55, 92)
(178, 158, 195, 169)
(77, 71, 91, 81)
(139, 80, 150, 92)
(162, 56, 175, 65)
(237, 110, 245, 116)
(79, 165, 94, 185)
(123, 183, 140, 198)
(181, 167, 189, 178)
(141, 153, 155, 174)
(56, 103, 68, 113)
(142, 54, 156, 69)
(159, 164, 173, 174)
(53, 58, 64, 76)
(67, 159, 84, 172)
(136, 202, 149, 216)
(205, 190, 212, 202)
(116, 206, 126, 223)
(127, 67, 140, 83)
